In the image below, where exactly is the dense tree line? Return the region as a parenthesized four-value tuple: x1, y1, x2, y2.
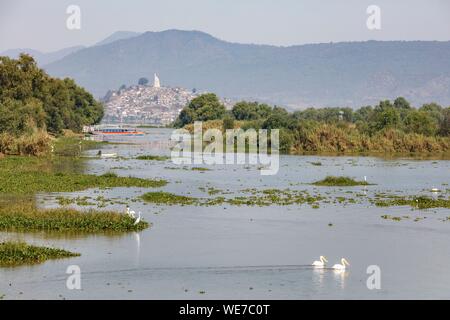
(0, 54, 104, 136)
(174, 94, 450, 153)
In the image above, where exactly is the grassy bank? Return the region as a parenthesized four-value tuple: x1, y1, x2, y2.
(0, 241, 80, 267)
(0, 202, 149, 232)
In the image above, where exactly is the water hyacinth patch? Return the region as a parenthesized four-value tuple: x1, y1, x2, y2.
(0, 241, 80, 267)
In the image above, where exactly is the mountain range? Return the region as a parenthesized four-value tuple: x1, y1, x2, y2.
(4, 30, 450, 108)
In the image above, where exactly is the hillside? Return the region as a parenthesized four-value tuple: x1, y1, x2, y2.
(44, 30, 450, 107)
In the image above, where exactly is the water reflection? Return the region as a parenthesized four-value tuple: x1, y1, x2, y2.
(333, 269, 349, 289)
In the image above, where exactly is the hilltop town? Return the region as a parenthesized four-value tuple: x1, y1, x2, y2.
(102, 74, 198, 125)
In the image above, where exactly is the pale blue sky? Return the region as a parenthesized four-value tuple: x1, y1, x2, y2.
(1, 0, 449, 52)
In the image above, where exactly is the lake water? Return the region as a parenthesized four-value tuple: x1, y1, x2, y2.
(1, 128, 449, 299)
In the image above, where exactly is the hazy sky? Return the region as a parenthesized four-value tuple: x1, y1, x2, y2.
(1, 0, 449, 52)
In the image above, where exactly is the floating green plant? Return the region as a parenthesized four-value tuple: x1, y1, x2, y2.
(191, 167, 210, 171)
(136, 155, 170, 161)
(312, 176, 371, 186)
(141, 192, 198, 205)
(375, 196, 450, 209)
(381, 215, 403, 222)
(0, 156, 167, 194)
(0, 241, 80, 267)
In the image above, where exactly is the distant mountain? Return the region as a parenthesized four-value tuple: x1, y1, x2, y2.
(1, 45, 84, 66)
(94, 31, 141, 46)
(44, 30, 450, 107)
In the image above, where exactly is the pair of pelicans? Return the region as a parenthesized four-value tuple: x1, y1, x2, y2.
(312, 256, 350, 270)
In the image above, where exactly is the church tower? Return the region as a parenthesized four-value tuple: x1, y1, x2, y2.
(153, 73, 161, 88)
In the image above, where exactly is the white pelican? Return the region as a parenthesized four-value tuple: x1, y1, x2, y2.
(312, 256, 328, 268)
(134, 212, 141, 225)
(332, 258, 350, 270)
(431, 187, 440, 193)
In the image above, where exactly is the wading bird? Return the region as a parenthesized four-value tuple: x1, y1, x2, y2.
(134, 212, 141, 225)
(125, 206, 136, 218)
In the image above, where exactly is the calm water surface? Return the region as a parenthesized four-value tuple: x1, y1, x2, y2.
(1, 128, 449, 299)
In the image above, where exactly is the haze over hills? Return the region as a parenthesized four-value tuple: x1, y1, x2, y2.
(35, 30, 450, 107)
(1, 45, 85, 66)
(0, 31, 140, 67)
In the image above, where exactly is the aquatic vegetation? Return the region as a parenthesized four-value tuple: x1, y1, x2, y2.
(381, 215, 403, 222)
(0, 156, 167, 194)
(312, 176, 371, 186)
(375, 196, 450, 209)
(207, 187, 223, 195)
(56, 196, 95, 206)
(100, 172, 118, 178)
(141, 192, 198, 205)
(141, 189, 325, 208)
(136, 155, 170, 161)
(0, 241, 80, 267)
(0, 202, 149, 232)
(191, 167, 210, 171)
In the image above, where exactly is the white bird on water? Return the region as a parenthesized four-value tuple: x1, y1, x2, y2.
(312, 256, 328, 268)
(134, 212, 141, 225)
(332, 258, 350, 270)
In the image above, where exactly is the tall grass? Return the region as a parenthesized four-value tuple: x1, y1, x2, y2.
(0, 202, 149, 232)
(0, 130, 50, 156)
(182, 120, 449, 154)
(295, 124, 449, 154)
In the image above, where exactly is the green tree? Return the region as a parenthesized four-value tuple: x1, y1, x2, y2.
(0, 54, 103, 135)
(438, 107, 450, 136)
(174, 93, 226, 127)
(138, 77, 149, 85)
(404, 110, 438, 136)
(370, 100, 400, 132)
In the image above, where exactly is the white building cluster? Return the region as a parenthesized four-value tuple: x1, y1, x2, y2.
(103, 76, 198, 125)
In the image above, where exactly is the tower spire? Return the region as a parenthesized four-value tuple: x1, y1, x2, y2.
(153, 73, 161, 88)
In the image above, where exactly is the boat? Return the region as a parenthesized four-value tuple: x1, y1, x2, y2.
(85, 126, 145, 136)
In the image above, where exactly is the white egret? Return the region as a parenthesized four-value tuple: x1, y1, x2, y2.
(134, 212, 141, 225)
(125, 206, 136, 218)
(312, 256, 328, 268)
(332, 258, 350, 270)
